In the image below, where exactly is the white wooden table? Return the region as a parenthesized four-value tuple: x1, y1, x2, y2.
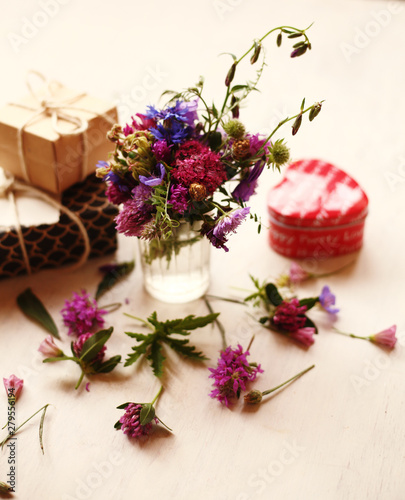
(1, 1, 404, 499)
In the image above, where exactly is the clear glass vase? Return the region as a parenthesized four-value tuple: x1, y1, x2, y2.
(138, 221, 210, 303)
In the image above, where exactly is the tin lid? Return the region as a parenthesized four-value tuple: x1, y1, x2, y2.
(267, 159, 369, 228)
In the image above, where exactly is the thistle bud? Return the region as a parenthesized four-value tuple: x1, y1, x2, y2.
(232, 139, 251, 159)
(250, 41, 261, 64)
(107, 124, 122, 142)
(309, 102, 322, 121)
(244, 390, 263, 405)
(225, 62, 237, 87)
(189, 183, 207, 201)
(223, 119, 246, 140)
(270, 140, 290, 166)
(292, 114, 302, 136)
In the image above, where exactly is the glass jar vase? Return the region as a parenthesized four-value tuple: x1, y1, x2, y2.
(138, 221, 210, 303)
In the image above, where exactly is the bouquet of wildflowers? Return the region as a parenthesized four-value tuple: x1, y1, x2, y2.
(97, 25, 322, 260)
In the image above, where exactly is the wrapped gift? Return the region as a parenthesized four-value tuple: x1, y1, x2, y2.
(267, 159, 369, 258)
(0, 171, 118, 279)
(0, 71, 117, 194)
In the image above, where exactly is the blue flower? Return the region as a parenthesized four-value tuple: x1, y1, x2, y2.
(139, 163, 166, 187)
(319, 286, 339, 314)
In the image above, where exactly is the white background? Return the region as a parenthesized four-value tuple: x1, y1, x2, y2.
(0, 1, 405, 499)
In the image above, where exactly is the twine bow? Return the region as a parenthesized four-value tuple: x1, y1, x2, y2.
(9, 70, 115, 190)
(0, 171, 91, 276)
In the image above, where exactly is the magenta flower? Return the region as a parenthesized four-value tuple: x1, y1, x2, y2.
(114, 184, 154, 237)
(213, 207, 250, 240)
(272, 298, 307, 332)
(73, 332, 106, 363)
(61, 290, 107, 336)
(38, 336, 63, 357)
(209, 344, 263, 406)
(289, 327, 315, 347)
(289, 262, 310, 284)
(319, 286, 339, 314)
(119, 403, 158, 438)
(168, 184, 189, 213)
(3, 375, 23, 400)
(123, 124, 134, 136)
(370, 325, 397, 348)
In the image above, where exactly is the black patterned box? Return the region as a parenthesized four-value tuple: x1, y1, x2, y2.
(0, 174, 118, 279)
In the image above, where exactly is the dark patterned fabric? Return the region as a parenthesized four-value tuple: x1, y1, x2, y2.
(0, 174, 118, 279)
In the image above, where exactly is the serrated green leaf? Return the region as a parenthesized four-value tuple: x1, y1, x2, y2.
(95, 355, 121, 373)
(265, 284, 283, 306)
(165, 337, 207, 361)
(80, 327, 113, 363)
(140, 403, 155, 425)
(95, 260, 135, 300)
(17, 288, 60, 339)
(149, 341, 165, 378)
(299, 297, 319, 311)
(124, 337, 155, 366)
(165, 313, 219, 333)
(124, 331, 149, 341)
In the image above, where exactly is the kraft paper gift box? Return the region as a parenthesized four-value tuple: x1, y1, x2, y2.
(0, 170, 118, 280)
(0, 72, 118, 194)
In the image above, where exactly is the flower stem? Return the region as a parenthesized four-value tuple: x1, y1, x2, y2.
(75, 370, 85, 390)
(332, 328, 368, 341)
(151, 386, 163, 406)
(0, 404, 50, 449)
(123, 313, 151, 328)
(262, 364, 315, 396)
(204, 297, 227, 350)
(246, 334, 255, 352)
(99, 302, 121, 312)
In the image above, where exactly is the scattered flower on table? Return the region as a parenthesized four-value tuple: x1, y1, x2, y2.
(333, 325, 397, 349)
(289, 327, 316, 347)
(318, 285, 339, 314)
(61, 290, 107, 336)
(115, 386, 171, 439)
(209, 344, 263, 406)
(3, 375, 23, 401)
(38, 335, 64, 358)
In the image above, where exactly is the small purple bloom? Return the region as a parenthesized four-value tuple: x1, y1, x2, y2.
(139, 163, 165, 186)
(119, 403, 158, 438)
(201, 222, 229, 252)
(319, 286, 339, 314)
(115, 184, 154, 237)
(169, 184, 189, 213)
(152, 140, 172, 162)
(232, 160, 265, 202)
(209, 344, 263, 407)
(213, 207, 250, 239)
(61, 290, 107, 336)
(123, 124, 134, 136)
(272, 298, 308, 332)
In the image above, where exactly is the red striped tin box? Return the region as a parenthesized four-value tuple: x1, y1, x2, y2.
(267, 159, 368, 259)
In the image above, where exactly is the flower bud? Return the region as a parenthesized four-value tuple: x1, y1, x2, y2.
(107, 124, 122, 142)
(244, 390, 263, 404)
(232, 139, 251, 159)
(225, 62, 237, 87)
(290, 44, 308, 58)
(270, 140, 290, 166)
(250, 41, 261, 64)
(0, 481, 12, 493)
(223, 119, 246, 140)
(231, 95, 239, 119)
(292, 114, 302, 136)
(276, 32, 282, 47)
(189, 183, 207, 201)
(38, 335, 64, 358)
(309, 102, 322, 121)
(3, 375, 23, 401)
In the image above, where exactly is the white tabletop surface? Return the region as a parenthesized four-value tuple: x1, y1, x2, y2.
(1, 1, 405, 499)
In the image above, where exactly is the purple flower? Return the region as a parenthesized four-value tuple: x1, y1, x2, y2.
(73, 332, 106, 363)
(208, 344, 263, 407)
(201, 222, 229, 252)
(232, 160, 265, 202)
(119, 403, 158, 438)
(169, 184, 189, 213)
(272, 298, 307, 332)
(213, 207, 250, 240)
(139, 163, 165, 186)
(61, 290, 107, 336)
(319, 286, 339, 314)
(123, 124, 134, 136)
(115, 184, 154, 237)
(152, 140, 172, 162)
(146, 100, 198, 144)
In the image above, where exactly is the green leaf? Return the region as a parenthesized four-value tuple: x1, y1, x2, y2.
(303, 316, 318, 334)
(124, 336, 155, 366)
(299, 297, 319, 311)
(17, 288, 60, 339)
(164, 313, 219, 334)
(230, 84, 249, 93)
(259, 316, 269, 325)
(95, 260, 135, 300)
(148, 341, 165, 378)
(42, 355, 77, 363)
(80, 327, 113, 363)
(114, 420, 122, 430)
(116, 402, 132, 410)
(265, 283, 283, 306)
(219, 51, 237, 61)
(124, 331, 150, 341)
(95, 355, 121, 374)
(165, 337, 207, 361)
(39, 404, 49, 455)
(140, 403, 156, 426)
